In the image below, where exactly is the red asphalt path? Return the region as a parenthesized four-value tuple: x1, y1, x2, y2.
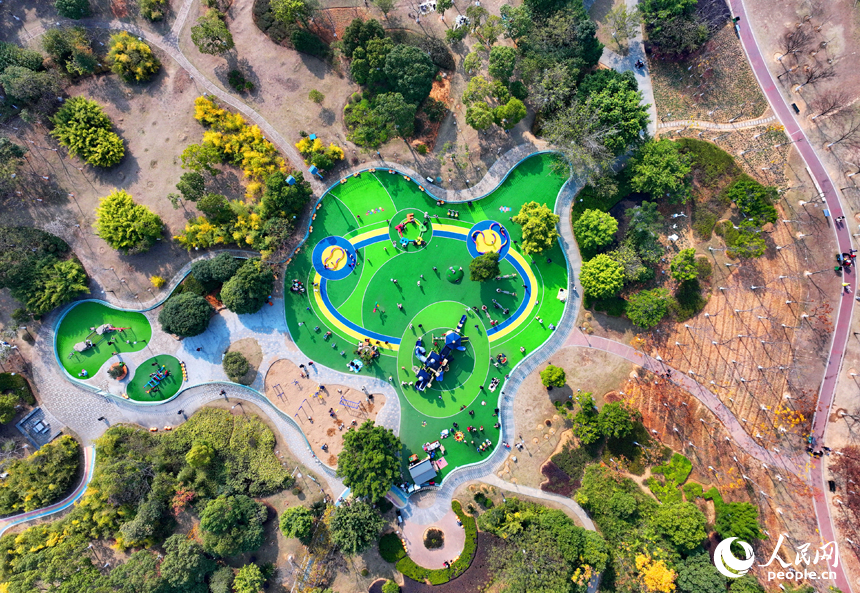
(725, 2, 853, 590)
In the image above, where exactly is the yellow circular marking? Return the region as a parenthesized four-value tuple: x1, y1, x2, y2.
(321, 245, 347, 271)
(474, 229, 502, 253)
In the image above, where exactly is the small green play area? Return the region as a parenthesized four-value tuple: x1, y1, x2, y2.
(56, 302, 152, 378)
(125, 355, 184, 402)
(284, 154, 570, 481)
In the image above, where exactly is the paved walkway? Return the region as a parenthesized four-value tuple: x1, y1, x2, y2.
(400, 508, 466, 569)
(657, 114, 778, 131)
(482, 474, 594, 530)
(729, 1, 854, 591)
(0, 445, 95, 536)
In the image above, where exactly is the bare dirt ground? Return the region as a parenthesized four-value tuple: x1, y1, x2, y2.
(263, 358, 386, 468)
(227, 337, 264, 384)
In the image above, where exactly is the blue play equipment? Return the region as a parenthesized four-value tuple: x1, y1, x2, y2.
(286, 175, 296, 186)
(414, 340, 428, 364)
(309, 165, 324, 179)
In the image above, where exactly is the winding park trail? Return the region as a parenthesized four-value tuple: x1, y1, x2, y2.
(728, 1, 854, 590)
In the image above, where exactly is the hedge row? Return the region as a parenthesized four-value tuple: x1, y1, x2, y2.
(393, 500, 478, 585)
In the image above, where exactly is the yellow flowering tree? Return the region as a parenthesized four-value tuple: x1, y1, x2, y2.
(107, 32, 161, 82)
(636, 555, 677, 593)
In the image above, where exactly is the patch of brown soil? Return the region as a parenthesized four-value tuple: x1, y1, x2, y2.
(111, 0, 128, 18)
(311, 7, 368, 44)
(412, 78, 452, 152)
(264, 359, 385, 467)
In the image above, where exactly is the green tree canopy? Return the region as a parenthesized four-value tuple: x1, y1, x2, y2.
(640, 0, 696, 20)
(107, 32, 161, 82)
(176, 171, 206, 202)
(342, 18, 386, 58)
(55, 0, 90, 19)
(466, 101, 495, 131)
(42, 27, 97, 76)
(625, 287, 670, 328)
(197, 192, 234, 224)
(191, 253, 242, 289)
(351, 37, 394, 85)
(191, 10, 235, 55)
(383, 44, 436, 105)
(580, 253, 625, 299)
(729, 575, 766, 593)
(181, 142, 222, 175)
(719, 219, 766, 259)
(598, 401, 634, 439)
(469, 251, 501, 282)
(208, 566, 235, 593)
(573, 209, 618, 253)
(573, 392, 601, 445)
(336, 420, 401, 501)
(279, 505, 314, 544)
(512, 201, 560, 255)
(630, 139, 692, 202)
(158, 292, 212, 337)
(723, 176, 779, 226)
(715, 501, 765, 542)
(259, 171, 313, 220)
(539, 364, 566, 388)
(271, 0, 317, 25)
(589, 77, 650, 153)
(625, 200, 663, 263)
(51, 96, 125, 168)
(221, 258, 275, 315)
(185, 441, 215, 467)
(106, 550, 163, 593)
(94, 190, 162, 254)
(27, 258, 89, 316)
(493, 97, 527, 130)
(199, 494, 268, 557)
(223, 351, 251, 383)
(373, 92, 416, 138)
(160, 534, 217, 590)
(654, 502, 707, 551)
(676, 552, 726, 593)
(670, 248, 698, 282)
(233, 563, 266, 593)
(488, 45, 517, 81)
(382, 580, 400, 593)
(0, 435, 80, 515)
(329, 498, 386, 555)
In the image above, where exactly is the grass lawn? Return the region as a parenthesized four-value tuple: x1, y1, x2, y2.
(56, 302, 152, 378)
(126, 355, 184, 402)
(284, 153, 570, 480)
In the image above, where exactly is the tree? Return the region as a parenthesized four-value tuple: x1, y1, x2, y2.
(512, 201, 560, 255)
(626, 201, 663, 262)
(654, 502, 707, 551)
(589, 78, 650, 153)
(279, 505, 314, 544)
(51, 97, 125, 167)
(107, 32, 161, 82)
(42, 27, 97, 76)
(191, 10, 235, 55)
(0, 435, 79, 515)
(580, 254, 625, 299)
(488, 46, 517, 81)
(723, 176, 778, 226)
(436, 0, 453, 12)
(721, 220, 766, 259)
(636, 554, 678, 593)
(208, 566, 235, 593)
(336, 420, 400, 501)
(466, 101, 494, 131)
(0, 137, 26, 195)
(185, 441, 215, 467)
(329, 499, 386, 555)
(493, 98, 527, 130)
(640, 0, 696, 21)
(542, 100, 617, 184)
(539, 364, 566, 388)
(223, 351, 251, 383)
(159, 292, 212, 337)
(259, 171, 313, 220)
(234, 563, 265, 593)
(729, 575, 766, 593)
(160, 534, 216, 591)
(199, 494, 268, 557)
(573, 209, 618, 253)
(811, 90, 849, 121)
(778, 29, 812, 60)
(140, 0, 167, 20)
(351, 37, 394, 84)
(94, 190, 162, 254)
(181, 143, 222, 175)
(373, 0, 395, 18)
(670, 248, 698, 282)
(598, 401, 634, 438)
(272, 0, 317, 25)
(382, 580, 400, 593)
(342, 18, 386, 59)
(55, 0, 90, 19)
(177, 171, 206, 202)
(606, 6, 641, 49)
(373, 92, 416, 138)
(573, 395, 601, 446)
(107, 550, 163, 593)
(530, 64, 576, 112)
(648, 14, 708, 55)
(469, 252, 501, 282)
(715, 501, 765, 542)
(383, 44, 436, 105)
(625, 288, 670, 328)
(27, 258, 89, 315)
(221, 258, 275, 315)
(826, 109, 860, 150)
(677, 552, 726, 593)
(630, 139, 692, 201)
(0, 67, 63, 112)
(120, 497, 166, 545)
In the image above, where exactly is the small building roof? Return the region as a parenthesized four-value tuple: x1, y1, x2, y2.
(409, 459, 437, 485)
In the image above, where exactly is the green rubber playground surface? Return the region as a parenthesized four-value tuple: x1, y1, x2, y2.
(56, 302, 152, 378)
(126, 355, 184, 402)
(285, 154, 570, 481)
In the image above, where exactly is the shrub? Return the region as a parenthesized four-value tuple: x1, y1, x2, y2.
(228, 69, 254, 92)
(51, 97, 125, 168)
(652, 453, 693, 484)
(540, 365, 565, 388)
(42, 27, 97, 76)
(415, 143, 428, 155)
(308, 89, 324, 104)
(379, 532, 406, 563)
(683, 482, 703, 501)
(279, 505, 314, 544)
(107, 32, 161, 82)
(150, 275, 166, 289)
(422, 97, 447, 123)
(291, 29, 330, 58)
(423, 528, 444, 548)
(223, 351, 251, 383)
(55, 0, 90, 19)
(382, 580, 400, 593)
(221, 259, 274, 315)
(139, 0, 167, 20)
(159, 292, 212, 337)
(0, 373, 34, 405)
(94, 190, 163, 254)
(107, 363, 126, 379)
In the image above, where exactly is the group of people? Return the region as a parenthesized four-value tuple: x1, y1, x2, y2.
(290, 279, 306, 294)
